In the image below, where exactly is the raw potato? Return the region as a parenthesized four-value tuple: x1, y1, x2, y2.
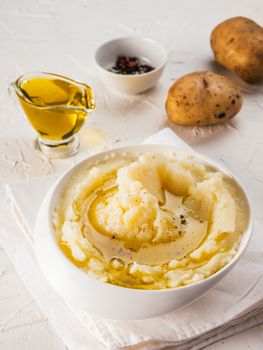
(211, 17, 263, 83)
(166, 71, 243, 126)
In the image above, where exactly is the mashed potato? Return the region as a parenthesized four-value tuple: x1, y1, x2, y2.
(53, 152, 248, 290)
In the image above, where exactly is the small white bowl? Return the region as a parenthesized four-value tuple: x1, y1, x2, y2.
(35, 145, 253, 320)
(94, 37, 167, 94)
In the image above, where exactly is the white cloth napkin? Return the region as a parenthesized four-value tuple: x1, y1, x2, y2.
(1, 128, 263, 350)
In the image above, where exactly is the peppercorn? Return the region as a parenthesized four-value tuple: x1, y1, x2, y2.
(109, 55, 155, 75)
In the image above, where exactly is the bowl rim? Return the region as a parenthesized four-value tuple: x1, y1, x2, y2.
(44, 144, 253, 295)
(94, 36, 168, 78)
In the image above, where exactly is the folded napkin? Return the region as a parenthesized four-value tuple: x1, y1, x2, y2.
(1, 128, 263, 350)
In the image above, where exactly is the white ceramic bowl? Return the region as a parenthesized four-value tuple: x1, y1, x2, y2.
(35, 145, 253, 320)
(94, 37, 167, 94)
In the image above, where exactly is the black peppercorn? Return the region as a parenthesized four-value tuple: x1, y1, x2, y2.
(109, 55, 155, 75)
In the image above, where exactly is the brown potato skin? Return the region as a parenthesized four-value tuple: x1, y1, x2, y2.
(211, 17, 263, 83)
(166, 71, 243, 126)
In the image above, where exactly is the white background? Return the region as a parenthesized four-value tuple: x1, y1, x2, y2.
(0, 0, 263, 348)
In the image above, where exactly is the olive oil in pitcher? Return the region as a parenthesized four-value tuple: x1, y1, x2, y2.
(13, 72, 95, 157)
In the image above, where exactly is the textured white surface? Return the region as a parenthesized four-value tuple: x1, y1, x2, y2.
(0, 0, 263, 349)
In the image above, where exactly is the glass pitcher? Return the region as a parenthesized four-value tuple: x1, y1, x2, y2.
(12, 72, 96, 158)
